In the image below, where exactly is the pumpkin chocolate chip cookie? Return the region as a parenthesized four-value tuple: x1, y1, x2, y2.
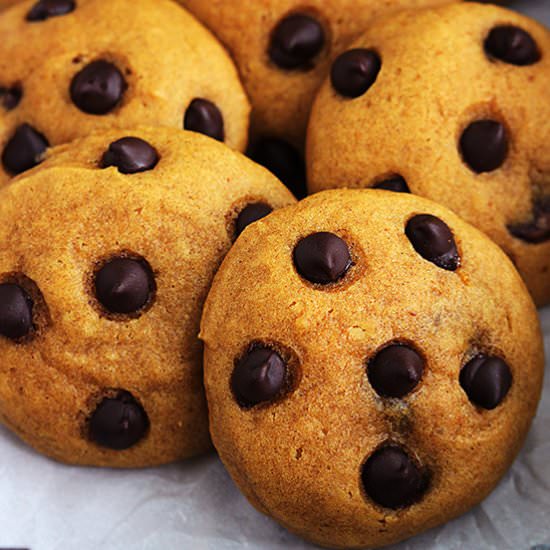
(0, 0, 250, 183)
(307, 3, 550, 306)
(200, 189, 543, 549)
(0, 127, 294, 467)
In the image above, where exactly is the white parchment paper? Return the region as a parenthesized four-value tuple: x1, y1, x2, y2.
(0, 2, 548, 549)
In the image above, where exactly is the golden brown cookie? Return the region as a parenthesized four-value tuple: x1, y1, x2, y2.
(0, 0, 249, 184)
(178, 0, 457, 196)
(0, 127, 294, 467)
(200, 189, 543, 549)
(307, 3, 550, 306)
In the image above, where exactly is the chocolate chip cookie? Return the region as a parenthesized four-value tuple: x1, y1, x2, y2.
(200, 189, 543, 548)
(0, 0, 250, 184)
(178, 0, 456, 196)
(0, 127, 294, 467)
(307, 3, 550, 306)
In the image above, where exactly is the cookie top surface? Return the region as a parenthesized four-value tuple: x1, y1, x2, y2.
(179, 0, 455, 149)
(0, 127, 294, 467)
(200, 189, 543, 549)
(0, 0, 250, 183)
(306, 2, 550, 306)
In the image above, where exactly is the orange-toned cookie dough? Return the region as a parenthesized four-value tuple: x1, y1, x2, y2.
(307, 3, 550, 306)
(0, 0, 249, 184)
(179, 0, 457, 196)
(0, 127, 294, 467)
(201, 189, 543, 549)
(0, 0, 19, 9)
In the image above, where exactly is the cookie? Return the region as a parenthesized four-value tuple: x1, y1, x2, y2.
(306, 3, 550, 306)
(178, 0, 456, 196)
(0, 127, 294, 467)
(0, 0, 250, 184)
(200, 189, 543, 549)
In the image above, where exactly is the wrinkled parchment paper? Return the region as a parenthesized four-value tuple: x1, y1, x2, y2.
(0, 2, 548, 549)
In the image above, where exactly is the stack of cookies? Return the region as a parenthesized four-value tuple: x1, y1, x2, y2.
(0, 0, 547, 548)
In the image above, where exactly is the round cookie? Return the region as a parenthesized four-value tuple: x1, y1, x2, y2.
(177, 0, 457, 196)
(200, 189, 543, 549)
(0, 0, 250, 184)
(0, 127, 294, 467)
(306, 3, 550, 306)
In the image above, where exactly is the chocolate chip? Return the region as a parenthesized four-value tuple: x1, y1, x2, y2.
(368, 344, 424, 398)
(507, 197, 550, 244)
(293, 232, 352, 285)
(232, 346, 288, 407)
(460, 354, 512, 410)
(406, 214, 460, 271)
(100, 137, 159, 174)
(331, 49, 381, 98)
(2, 124, 49, 175)
(89, 391, 149, 450)
(269, 14, 324, 70)
(361, 445, 428, 509)
(94, 257, 155, 315)
(459, 120, 508, 173)
(0, 283, 33, 340)
(247, 137, 307, 198)
(184, 98, 224, 142)
(70, 60, 127, 115)
(236, 203, 273, 237)
(485, 25, 540, 66)
(0, 86, 22, 110)
(373, 176, 410, 193)
(26, 0, 75, 21)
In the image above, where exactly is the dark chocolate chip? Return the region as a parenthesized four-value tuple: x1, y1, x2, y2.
(231, 346, 288, 407)
(459, 120, 508, 173)
(373, 176, 410, 193)
(368, 344, 424, 398)
(406, 214, 460, 271)
(269, 14, 325, 70)
(460, 354, 512, 410)
(100, 137, 159, 174)
(94, 257, 155, 315)
(89, 391, 149, 450)
(0, 85, 22, 110)
(26, 0, 75, 21)
(2, 124, 49, 175)
(236, 203, 273, 237)
(70, 60, 127, 115)
(361, 445, 428, 509)
(485, 25, 541, 66)
(507, 197, 550, 244)
(247, 137, 307, 199)
(184, 98, 224, 142)
(331, 49, 381, 98)
(293, 232, 352, 285)
(0, 283, 33, 340)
